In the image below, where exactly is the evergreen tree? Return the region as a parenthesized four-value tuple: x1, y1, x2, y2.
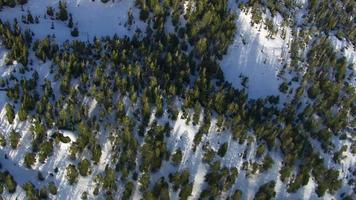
(5, 103, 15, 124)
(39, 186, 48, 199)
(57, 1, 68, 21)
(2, 173, 16, 193)
(103, 167, 116, 191)
(38, 140, 53, 163)
(9, 130, 21, 149)
(230, 189, 242, 200)
(27, 10, 34, 23)
(122, 181, 134, 200)
(66, 164, 78, 185)
(139, 172, 150, 192)
(24, 152, 36, 168)
(218, 143, 228, 157)
(48, 182, 57, 195)
(71, 27, 79, 37)
(179, 183, 193, 200)
(68, 14, 73, 28)
(78, 159, 90, 176)
(192, 102, 201, 125)
(171, 149, 182, 166)
(91, 143, 102, 164)
(23, 182, 39, 199)
(47, 6, 54, 16)
(254, 181, 276, 200)
(0, 134, 6, 146)
(18, 105, 28, 121)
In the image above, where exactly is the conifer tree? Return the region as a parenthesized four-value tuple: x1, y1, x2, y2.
(5, 103, 15, 124)
(66, 164, 78, 185)
(57, 1, 68, 21)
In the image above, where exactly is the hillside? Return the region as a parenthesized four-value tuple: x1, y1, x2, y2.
(0, 0, 355, 200)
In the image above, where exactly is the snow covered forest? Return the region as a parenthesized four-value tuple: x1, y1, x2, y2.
(0, 0, 355, 199)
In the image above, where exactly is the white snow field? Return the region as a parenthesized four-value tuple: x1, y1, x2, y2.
(0, 0, 355, 200)
(0, 0, 146, 42)
(220, 9, 291, 99)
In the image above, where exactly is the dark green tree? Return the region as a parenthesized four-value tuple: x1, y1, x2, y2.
(66, 164, 78, 185)
(5, 103, 15, 124)
(78, 159, 90, 176)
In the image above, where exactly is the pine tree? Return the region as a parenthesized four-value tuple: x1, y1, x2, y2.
(218, 143, 228, 157)
(179, 183, 193, 200)
(127, 8, 133, 26)
(91, 143, 101, 164)
(57, 1, 68, 21)
(23, 182, 39, 199)
(5, 103, 15, 124)
(0, 134, 6, 146)
(9, 129, 21, 149)
(27, 10, 34, 24)
(192, 102, 201, 126)
(68, 14, 73, 28)
(39, 186, 48, 199)
(231, 189, 242, 200)
(24, 152, 36, 168)
(78, 159, 90, 176)
(47, 6, 54, 17)
(103, 167, 116, 191)
(71, 27, 79, 37)
(139, 172, 150, 192)
(66, 164, 78, 185)
(18, 105, 28, 121)
(171, 149, 182, 166)
(122, 181, 134, 200)
(254, 181, 276, 200)
(256, 144, 266, 158)
(38, 140, 53, 163)
(4, 173, 17, 193)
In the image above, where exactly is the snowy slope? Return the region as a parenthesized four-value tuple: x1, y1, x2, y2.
(0, 0, 146, 42)
(0, 1, 355, 200)
(221, 9, 291, 99)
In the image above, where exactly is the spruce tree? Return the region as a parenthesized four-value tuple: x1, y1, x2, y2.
(5, 103, 15, 124)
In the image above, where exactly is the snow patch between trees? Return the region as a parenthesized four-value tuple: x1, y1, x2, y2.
(221, 10, 291, 99)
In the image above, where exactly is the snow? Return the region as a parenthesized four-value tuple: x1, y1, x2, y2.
(0, 108, 112, 200)
(220, 9, 291, 99)
(330, 36, 356, 65)
(330, 36, 356, 86)
(0, 0, 146, 42)
(0, 1, 354, 200)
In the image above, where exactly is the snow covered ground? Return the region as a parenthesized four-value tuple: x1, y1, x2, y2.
(0, 0, 146, 42)
(0, 1, 355, 200)
(220, 9, 291, 99)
